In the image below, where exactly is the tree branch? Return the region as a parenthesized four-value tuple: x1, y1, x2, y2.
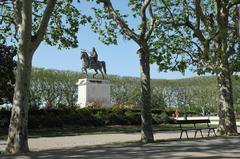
(227, 6, 238, 55)
(13, 0, 22, 28)
(194, 0, 201, 29)
(140, 0, 151, 41)
(238, 4, 240, 40)
(193, 0, 214, 30)
(32, 12, 42, 18)
(97, 0, 139, 43)
(185, 18, 206, 43)
(31, 0, 57, 54)
(146, 3, 155, 41)
(182, 0, 207, 43)
(193, 0, 217, 38)
(162, 0, 175, 22)
(227, 0, 240, 9)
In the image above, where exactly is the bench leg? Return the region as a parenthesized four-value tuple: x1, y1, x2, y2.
(185, 130, 189, 139)
(180, 130, 189, 139)
(212, 129, 217, 136)
(207, 129, 211, 137)
(208, 128, 216, 137)
(180, 130, 183, 139)
(194, 130, 203, 138)
(194, 130, 198, 138)
(200, 129, 203, 138)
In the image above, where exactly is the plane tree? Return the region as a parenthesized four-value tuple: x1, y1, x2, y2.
(89, 0, 160, 143)
(0, 0, 91, 153)
(152, 0, 240, 135)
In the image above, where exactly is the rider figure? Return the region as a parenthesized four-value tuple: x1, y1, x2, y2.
(90, 47, 98, 67)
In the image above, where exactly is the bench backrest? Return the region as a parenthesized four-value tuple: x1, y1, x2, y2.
(175, 119, 211, 125)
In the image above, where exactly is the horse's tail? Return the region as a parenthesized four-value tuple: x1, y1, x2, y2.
(101, 61, 107, 75)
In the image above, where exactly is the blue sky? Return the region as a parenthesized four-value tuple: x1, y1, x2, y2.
(33, 1, 198, 80)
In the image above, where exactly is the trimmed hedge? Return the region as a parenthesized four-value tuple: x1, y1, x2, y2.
(0, 107, 168, 129)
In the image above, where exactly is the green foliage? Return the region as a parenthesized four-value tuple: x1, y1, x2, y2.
(90, 0, 158, 45)
(111, 76, 141, 107)
(30, 68, 85, 109)
(155, 76, 220, 114)
(0, 108, 11, 128)
(0, 44, 17, 104)
(29, 68, 240, 115)
(91, 6, 128, 45)
(0, 1, 92, 48)
(30, 68, 167, 109)
(43, 0, 91, 49)
(152, 0, 240, 74)
(152, 112, 173, 124)
(0, 107, 167, 129)
(128, 0, 142, 18)
(0, 2, 15, 44)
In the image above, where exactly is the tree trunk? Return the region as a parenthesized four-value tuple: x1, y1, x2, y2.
(6, 0, 32, 153)
(215, 5, 237, 135)
(139, 47, 154, 143)
(6, 54, 32, 154)
(217, 65, 238, 135)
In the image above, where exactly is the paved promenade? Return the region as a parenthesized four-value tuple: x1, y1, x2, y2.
(1, 119, 240, 158)
(1, 129, 240, 159)
(1, 135, 240, 159)
(0, 131, 181, 152)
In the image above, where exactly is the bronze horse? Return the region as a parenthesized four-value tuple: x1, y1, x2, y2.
(80, 51, 107, 79)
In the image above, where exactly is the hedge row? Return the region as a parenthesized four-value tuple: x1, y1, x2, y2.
(0, 108, 171, 129)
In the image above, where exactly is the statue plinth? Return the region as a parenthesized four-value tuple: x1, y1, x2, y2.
(76, 78, 111, 108)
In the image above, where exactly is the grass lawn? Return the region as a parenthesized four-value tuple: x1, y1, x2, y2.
(0, 124, 217, 140)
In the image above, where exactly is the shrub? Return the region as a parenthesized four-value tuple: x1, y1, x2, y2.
(124, 110, 141, 125)
(0, 107, 168, 129)
(152, 112, 173, 124)
(0, 109, 10, 128)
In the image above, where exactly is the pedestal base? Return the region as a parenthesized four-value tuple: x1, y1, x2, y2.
(76, 78, 111, 108)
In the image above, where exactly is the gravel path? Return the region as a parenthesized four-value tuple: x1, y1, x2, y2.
(1, 119, 239, 158)
(0, 130, 210, 152)
(0, 116, 225, 152)
(1, 133, 240, 159)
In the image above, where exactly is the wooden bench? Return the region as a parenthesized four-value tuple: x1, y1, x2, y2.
(173, 119, 216, 139)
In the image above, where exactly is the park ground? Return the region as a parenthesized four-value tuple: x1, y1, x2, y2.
(1, 128, 240, 159)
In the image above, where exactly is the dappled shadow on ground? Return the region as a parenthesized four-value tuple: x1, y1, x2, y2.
(1, 137, 240, 159)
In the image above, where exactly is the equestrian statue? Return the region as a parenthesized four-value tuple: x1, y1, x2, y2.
(80, 47, 107, 79)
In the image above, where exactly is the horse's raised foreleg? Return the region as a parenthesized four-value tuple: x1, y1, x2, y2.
(93, 69, 98, 78)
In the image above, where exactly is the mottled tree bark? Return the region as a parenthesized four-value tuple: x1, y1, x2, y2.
(216, 4, 237, 135)
(6, 53, 33, 154)
(217, 65, 237, 135)
(139, 47, 154, 143)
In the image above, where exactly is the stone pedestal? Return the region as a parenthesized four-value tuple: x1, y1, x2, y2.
(76, 78, 111, 108)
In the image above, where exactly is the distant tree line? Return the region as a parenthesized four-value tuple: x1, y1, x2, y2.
(29, 68, 240, 115)
(29, 68, 167, 110)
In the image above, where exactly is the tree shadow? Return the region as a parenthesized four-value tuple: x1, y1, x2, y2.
(1, 137, 240, 159)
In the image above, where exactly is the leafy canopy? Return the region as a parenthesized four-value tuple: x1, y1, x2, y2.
(0, 0, 92, 49)
(152, 0, 240, 75)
